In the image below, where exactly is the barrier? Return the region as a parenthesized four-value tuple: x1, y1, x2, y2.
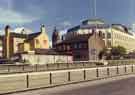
(69, 69, 84, 82)
(0, 65, 135, 94)
(28, 72, 50, 89)
(51, 71, 68, 85)
(98, 67, 108, 78)
(0, 74, 27, 94)
(109, 66, 117, 77)
(118, 66, 125, 75)
(126, 65, 132, 74)
(85, 68, 97, 80)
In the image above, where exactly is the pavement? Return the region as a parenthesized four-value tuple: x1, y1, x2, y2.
(6, 74, 135, 95)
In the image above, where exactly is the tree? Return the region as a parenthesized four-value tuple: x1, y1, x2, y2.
(111, 46, 126, 56)
(99, 46, 126, 60)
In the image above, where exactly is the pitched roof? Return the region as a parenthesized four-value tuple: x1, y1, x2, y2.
(19, 49, 72, 55)
(25, 32, 42, 42)
(10, 32, 27, 38)
(57, 34, 91, 44)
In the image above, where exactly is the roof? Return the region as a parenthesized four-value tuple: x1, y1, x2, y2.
(112, 24, 133, 35)
(82, 18, 105, 25)
(67, 24, 110, 32)
(25, 32, 42, 42)
(57, 34, 91, 44)
(20, 49, 72, 55)
(10, 32, 27, 38)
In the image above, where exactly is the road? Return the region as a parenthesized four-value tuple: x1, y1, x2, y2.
(7, 75, 135, 95)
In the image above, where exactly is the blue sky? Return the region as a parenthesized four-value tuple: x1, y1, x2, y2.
(0, 0, 134, 38)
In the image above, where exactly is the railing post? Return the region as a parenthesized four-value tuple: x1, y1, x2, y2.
(96, 68, 99, 77)
(107, 67, 110, 76)
(116, 66, 119, 75)
(84, 70, 86, 80)
(26, 74, 29, 88)
(132, 65, 134, 73)
(125, 65, 127, 73)
(22, 65, 25, 72)
(50, 72, 52, 84)
(68, 72, 71, 81)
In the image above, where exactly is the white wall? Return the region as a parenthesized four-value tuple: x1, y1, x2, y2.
(22, 54, 73, 64)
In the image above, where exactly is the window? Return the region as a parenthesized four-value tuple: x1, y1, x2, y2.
(44, 40, 47, 44)
(78, 43, 82, 48)
(36, 39, 39, 44)
(74, 44, 77, 49)
(107, 32, 111, 38)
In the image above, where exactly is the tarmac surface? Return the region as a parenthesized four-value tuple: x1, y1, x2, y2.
(6, 75, 135, 95)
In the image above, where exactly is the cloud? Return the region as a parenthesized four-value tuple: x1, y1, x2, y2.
(14, 27, 32, 34)
(62, 21, 72, 27)
(0, 8, 40, 24)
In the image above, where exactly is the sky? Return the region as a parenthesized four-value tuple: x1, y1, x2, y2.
(0, 0, 135, 39)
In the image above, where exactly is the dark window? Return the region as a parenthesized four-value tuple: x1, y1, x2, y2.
(107, 33, 111, 38)
(74, 44, 77, 49)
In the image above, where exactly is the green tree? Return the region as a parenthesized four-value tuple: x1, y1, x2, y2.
(111, 46, 126, 56)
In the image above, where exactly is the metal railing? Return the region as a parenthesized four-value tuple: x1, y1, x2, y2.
(0, 65, 135, 94)
(0, 59, 135, 74)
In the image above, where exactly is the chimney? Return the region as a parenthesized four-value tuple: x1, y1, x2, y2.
(40, 24, 45, 33)
(5, 25, 11, 37)
(4, 25, 11, 59)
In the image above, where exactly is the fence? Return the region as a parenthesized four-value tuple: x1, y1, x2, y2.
(0, 65, 135, 94)
(0, 63, 96, 74)
(1, 60, 135, 74)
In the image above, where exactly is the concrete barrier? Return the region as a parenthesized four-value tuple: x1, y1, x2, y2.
(36, 65, 47, 71)
(118, 66, 125, 75)
(8, 66, 24, 73)
(57, 63, 68, 69)
(23, 65, 35, 72)
(0, 66, 8, 73)
(51, 71, 68, 85)
(133, 65, 135, 73)
(98, 67, 108, 78)
(0, 65, 134, 94)
(126, 65, 132, 74)
(47, 64, 58, 70)
(109, 66, 117, 77)
(68, 64, 77, 69)
(0, 74, 27, 94)
(28, 72, 50, 89)
(85, 68, 97, 80)
(69, 69, 84, 82)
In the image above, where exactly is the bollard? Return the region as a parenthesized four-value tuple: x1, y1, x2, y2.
(116, 66, 119, 74)
(68, 72, 71, 81)
(26, 74, 29, 88)
(49, 72, 52, 84)
(132, 65, 134, 73)
(107, 68, 110, 76)
(84, 70, 86, 80)
(125, 65, 127, 73)
(96, 68, 99, 77)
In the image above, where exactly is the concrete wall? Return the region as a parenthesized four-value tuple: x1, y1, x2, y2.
(0, 65, 135, 94)
(22, 54, 73, 64)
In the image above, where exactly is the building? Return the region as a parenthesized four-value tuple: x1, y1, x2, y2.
(2, 25, 49, 59)
(52, 19, 135, 61)
(53, 29, 105, 61)
(21, 49, 73, 64)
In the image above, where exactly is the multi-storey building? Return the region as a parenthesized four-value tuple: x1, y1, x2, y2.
(52, 19, 135, 61)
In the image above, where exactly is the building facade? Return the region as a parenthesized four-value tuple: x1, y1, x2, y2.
(52, 19, 135, 61)
(2, 25, 49, 58)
